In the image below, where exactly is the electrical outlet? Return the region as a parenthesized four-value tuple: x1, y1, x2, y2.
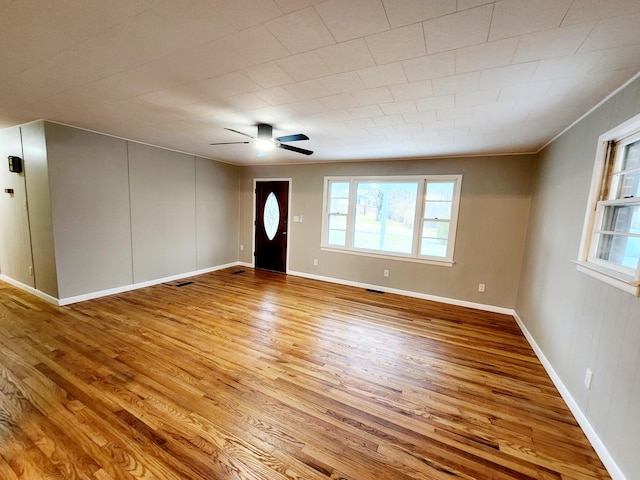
(383, 269, 389, 277)
(293, 216, 300, 222)
(240, 244, 244, 251)
(28, 266, 33, 276)
(313, 259, 318, 266)
(478, 283, 485, 292)
(584, 368, 593, 389)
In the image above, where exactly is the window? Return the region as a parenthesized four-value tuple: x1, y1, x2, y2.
(322, 175, 462, 265)
(578, 113, 640, 295)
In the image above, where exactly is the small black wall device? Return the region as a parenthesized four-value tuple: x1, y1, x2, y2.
(8, 156, 22, 173)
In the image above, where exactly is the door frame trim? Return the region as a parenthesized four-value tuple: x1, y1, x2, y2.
(252, 178, 292, 273)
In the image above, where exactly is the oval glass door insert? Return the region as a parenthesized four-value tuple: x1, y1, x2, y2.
(263, 192, 280, 240)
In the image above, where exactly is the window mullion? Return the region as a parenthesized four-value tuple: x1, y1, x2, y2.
(345, 180, 356, 248)
(594, 230, 640, 238)
(598, 198, 640, 206)
(323, 178, 331, 245)
(447, 177, 462, 262)
(413, 180, 426, 256)
(614, 165, 640, 175)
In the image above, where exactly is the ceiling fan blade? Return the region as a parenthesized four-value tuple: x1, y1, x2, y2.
(225, 128, 255, 140)
(209, 141, 251, 145)
(275, 133, 309, 142)
(278, 143, 313, 155)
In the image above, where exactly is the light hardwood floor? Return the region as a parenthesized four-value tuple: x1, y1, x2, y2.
(0, 268, 610, 479)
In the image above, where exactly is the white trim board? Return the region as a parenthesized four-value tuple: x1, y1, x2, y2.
(0, 275, 60, 305)
(512, 312, 627, 480)
(1, 262, 243, 306)
(287, 269, 514, 315)
(58, 262, 242, 305)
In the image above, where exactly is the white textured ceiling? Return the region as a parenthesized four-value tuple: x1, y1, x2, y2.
(1, 0, 640, 165)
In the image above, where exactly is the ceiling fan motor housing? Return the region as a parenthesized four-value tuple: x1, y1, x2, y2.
(257, 123, 273, 139)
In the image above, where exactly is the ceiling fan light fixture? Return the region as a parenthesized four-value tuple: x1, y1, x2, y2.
(255, 139, 275, 151)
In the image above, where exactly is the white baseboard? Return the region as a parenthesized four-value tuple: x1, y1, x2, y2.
(57, 262, 243, 305)
(1, 262, 244, 306)
(0, 275, 61, 305)
(512, 312, 626, 480)
(287, 269, 514, 315)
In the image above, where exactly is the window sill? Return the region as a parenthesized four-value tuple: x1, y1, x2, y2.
(321, 246, 455, 267)
(573, 260, 640, 296)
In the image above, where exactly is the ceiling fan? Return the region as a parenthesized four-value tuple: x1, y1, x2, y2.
(210, 123, 313, 156)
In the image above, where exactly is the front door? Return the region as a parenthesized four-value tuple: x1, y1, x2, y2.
(255, 181, 289, 273)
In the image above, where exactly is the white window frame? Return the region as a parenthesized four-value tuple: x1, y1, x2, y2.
(577, 112, 640, 296)
(321, 175, 462, 266)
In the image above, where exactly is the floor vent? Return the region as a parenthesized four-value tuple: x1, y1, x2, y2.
(366, 288, 384, 294)
(232, 270, 247, 275)
(165, 281, 194, 287)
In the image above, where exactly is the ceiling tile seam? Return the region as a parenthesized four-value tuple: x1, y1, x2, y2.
(380, 0, 391, 32)
(507, 33, 520, 69)
(485, 10, 600, 48)
(421, 21, 432, 57)
(223, 28, 291, 66)
(485, 1, 496, 45)
(310, 4, 341, 47)
(558, 0, 576, 28)
(379, 3, 469, 41)
(575, 21, 602, 56)
(263, 6, 335, 56)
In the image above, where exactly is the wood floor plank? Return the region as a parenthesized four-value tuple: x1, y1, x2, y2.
(0, 269, 611, 479)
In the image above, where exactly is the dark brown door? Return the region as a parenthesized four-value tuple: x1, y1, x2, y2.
(255, 181, 288, 273)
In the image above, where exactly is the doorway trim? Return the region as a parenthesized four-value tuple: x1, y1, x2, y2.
(252, 177, 292, 273)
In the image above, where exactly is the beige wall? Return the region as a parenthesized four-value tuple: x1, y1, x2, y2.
(129, 142, 197, 283)
(240, 155, 535, 309)
(516, 77, 640, 478)
(47, 123, 241, 300)
(46, 122, 133, 298)
(196, 157, 239, 269)
(22, 121, 57, 297)
(0, 121, 240, 301)
(0, 126, 34, 287)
